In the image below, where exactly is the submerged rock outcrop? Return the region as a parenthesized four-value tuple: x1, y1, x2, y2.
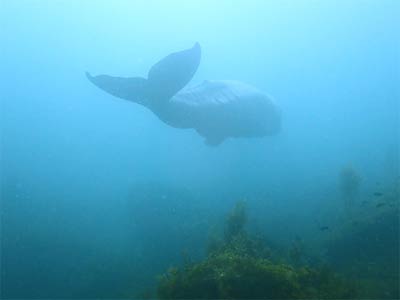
(157, 202, 357, 299)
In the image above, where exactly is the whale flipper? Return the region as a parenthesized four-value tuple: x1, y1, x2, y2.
(86, 43, 201, 106)
(205, 135, 225, 146)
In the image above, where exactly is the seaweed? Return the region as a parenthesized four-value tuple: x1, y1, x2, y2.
(224, 200, 247, 242)
(339, 164, 361, 215)
(157, 201, 357, 299)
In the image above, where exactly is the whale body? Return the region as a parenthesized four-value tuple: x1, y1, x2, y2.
(86, 43, 281, 145)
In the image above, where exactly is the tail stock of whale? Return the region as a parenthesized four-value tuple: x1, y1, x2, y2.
(86, 43, 201, 107)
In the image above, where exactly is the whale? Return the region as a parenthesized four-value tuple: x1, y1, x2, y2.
(86, 43, 281, 145)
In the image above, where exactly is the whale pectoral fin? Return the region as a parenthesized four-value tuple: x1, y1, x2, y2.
(86, 72, 148, 104)
(204, 136, 225, 146)
(147, 43, 201, 100)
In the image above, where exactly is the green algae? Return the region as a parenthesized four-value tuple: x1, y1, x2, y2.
(157, 202, 357, 299)
(158, 250, 356, 299)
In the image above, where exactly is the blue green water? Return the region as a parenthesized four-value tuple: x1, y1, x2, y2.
(1, 1, 399, 298)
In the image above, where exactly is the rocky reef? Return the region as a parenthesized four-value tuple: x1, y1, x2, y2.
(157, 202, 357, 299)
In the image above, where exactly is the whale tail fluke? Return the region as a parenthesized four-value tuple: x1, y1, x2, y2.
(85, 72, 148, 105)
(86, 43, 201, 106)
(147, 42, 201, 100)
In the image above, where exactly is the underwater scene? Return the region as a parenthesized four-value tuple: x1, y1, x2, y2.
(1, 0, 399, 299)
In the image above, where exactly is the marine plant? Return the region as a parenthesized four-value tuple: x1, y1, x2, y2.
(157, 201, 357, 299)
(288, 236, 306, 266)
(339, 164, 361, 214)
(224, 200, 247, 242)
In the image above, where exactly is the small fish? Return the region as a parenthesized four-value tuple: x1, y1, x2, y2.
(373, 192, 384, 197)
(319, 226, 330, 231)
(376, 202, 386, 208)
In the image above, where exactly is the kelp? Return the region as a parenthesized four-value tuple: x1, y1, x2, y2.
(157, 201, 357, 299)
